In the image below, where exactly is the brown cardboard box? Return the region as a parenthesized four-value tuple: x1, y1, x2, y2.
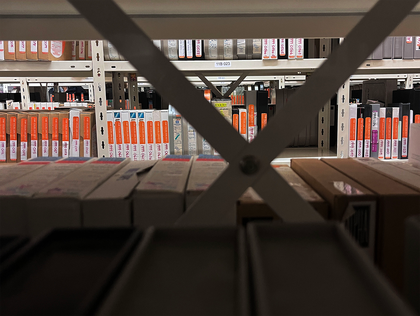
(80, 111, 95, 157)
(15, 41, 27, 60)
(28, 113, 39, 159)
(77, 40, 86, 60)
(49, 41, 72, 61)
(237, 166, 329, 225)
(322, 158, 420, 292)
(38, 113, 50, 157)
(17, 113, 29, 162)
(291, 159, 377, 259)
(59, 112, 70, 158)
(38, 41, 49, 61)
(6, 113, 18, 163)
(356, 158, 420, 193)
(0, 113, 7, 163)
(87, 41, 92, 60)
(4, 41, 16, 60)
(26, 41, 38, 60)
(49, 112, 60, 157)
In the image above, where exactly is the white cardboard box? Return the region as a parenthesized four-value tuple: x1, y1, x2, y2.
(349, 104, 357, 158)
(122, 110, 131, 159)
(129, 111, 139, 161)
(133, 155, 193, 228)
(161, 110, 170, 157)
(113, 110, 123, 158)
(69, 109, 82, 157)
(107, 111, 115, 158)
(186, 155, 227, 209)
(138, 111, 148, 161)
(153, 110, 163, 159)
(392, 107, 400, 159)
(29, 158, 129, 236)
(83, 160, 157, 227)
(145, 110, 155, 160)
(0, 157, 62, 235)
(408, 123, 420, 168)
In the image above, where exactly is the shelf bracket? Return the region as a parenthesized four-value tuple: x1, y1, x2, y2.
(405, 74, 414, 90)
(196, 73, 223, 99)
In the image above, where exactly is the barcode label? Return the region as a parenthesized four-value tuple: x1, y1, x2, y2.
(42, 140, 49, 157)
(10, 140, 17, 161)
(84, 139, 90, 157)
(52, 140, 59, 157)
(62, 141, 69, 158)
(21, 142, 27, 161)
(31, 140, 38, 158)
(109, 144, 115, 158)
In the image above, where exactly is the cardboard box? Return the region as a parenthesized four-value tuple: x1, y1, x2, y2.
(83, 160, 157, 227)
(291, 159, 377, 259)
(0, 113, 7, 163)
(237, 166, 329, 225)
(186, 155, 227, 209)
(29, 158, 129, 236)
(80, 111, 95, 158)
(15, 41, 26, 60)
(389, 161, 420, 177)
(87, 41, 92, 60)
(17, 113, 29, 162)
(153, 110, 163, 159)
(0, 157, 61, 235)
(408, 123, 420, 168)
(49, 112, 60, 157)
(121, 111, 131, 159)
(37, 112, 50, 157)
(4, 41, 16, 60)
(145, 110, 155, 160)
(379, 107, 386, 159)
(356, 158, 420, 193)
(48, 41, 72, 61)
(133, 155, 193, 227)
(6, 113, 18, 163)
(322, 158, 420, 291)
(59, 112, 70, 158)
(69, 109, 82, 157)
(37, 41, 49, 61)
(129, 111, 139, 161)
(26, 41, 38, 61)
(107, 111, 115, 158)
(77, 40, 86, 60)
(161, 110, 170, 157)
(113, 110, 123, 158)
(0, 157, 92, 235)
(27, 113, 39, 159)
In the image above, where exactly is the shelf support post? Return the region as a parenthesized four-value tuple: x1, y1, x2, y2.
(19, 78, 30, 110)
(91, 40, 109, 158)
(337, 79, 350, 158)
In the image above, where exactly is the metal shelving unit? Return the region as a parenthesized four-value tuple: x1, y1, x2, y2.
(0, 0, 419, 224)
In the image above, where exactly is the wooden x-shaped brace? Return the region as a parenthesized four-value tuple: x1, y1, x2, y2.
(70, 0, 418, 225)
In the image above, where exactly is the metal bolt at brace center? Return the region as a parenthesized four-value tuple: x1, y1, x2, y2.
(239, 155, 260, 175)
